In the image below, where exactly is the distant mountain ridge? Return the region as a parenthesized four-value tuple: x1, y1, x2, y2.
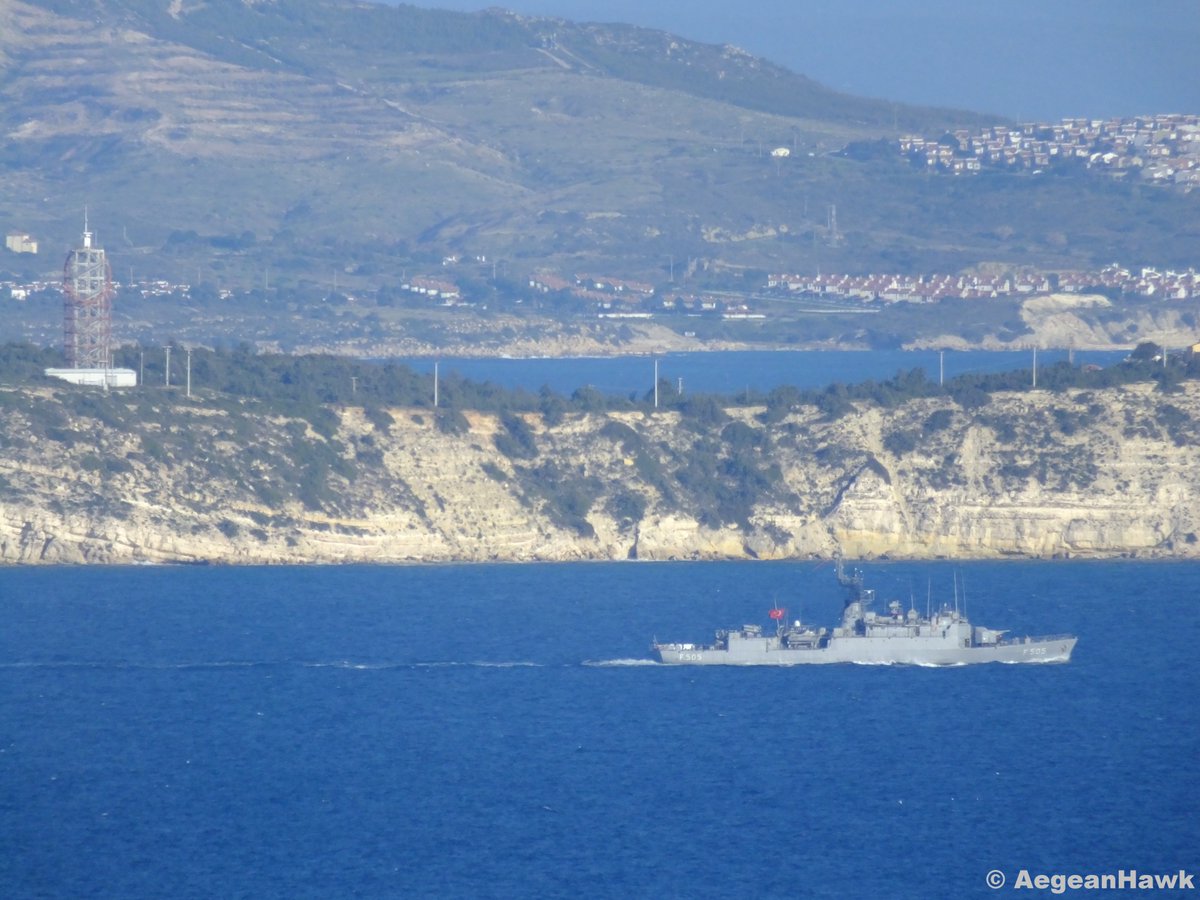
(20, 0, 958, 126)
(1, 0, 1197, 321)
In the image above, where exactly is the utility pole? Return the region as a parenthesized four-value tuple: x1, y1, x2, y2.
(939, 350, 944, 386)
(350, 375, 358, 396)
(1032, 346, 1038, 388)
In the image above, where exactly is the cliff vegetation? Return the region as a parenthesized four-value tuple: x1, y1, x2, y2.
(1, 343, 1198, 564)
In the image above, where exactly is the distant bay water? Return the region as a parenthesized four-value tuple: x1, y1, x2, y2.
(398, 349, 1128, 396)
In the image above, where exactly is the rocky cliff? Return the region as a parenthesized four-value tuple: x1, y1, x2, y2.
(1, 381, 1198, 564)
(906, 293, 1200, 354)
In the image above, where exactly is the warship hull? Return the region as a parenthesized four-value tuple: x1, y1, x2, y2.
(653, 634, 1077, 666)
(651, 561, 1078, 666)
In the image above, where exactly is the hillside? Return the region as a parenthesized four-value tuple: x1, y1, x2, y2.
(2, 0, 1198, 319)
(2, 371, 1198, 564)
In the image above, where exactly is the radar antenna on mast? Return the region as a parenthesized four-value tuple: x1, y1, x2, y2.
(62, 210, 114, 369)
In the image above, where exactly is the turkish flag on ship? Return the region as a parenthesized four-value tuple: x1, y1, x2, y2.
(768, 608, 785, 620)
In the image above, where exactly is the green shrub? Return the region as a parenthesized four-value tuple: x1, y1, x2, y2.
(104, 457, 134, 475)
(924, 409, 955, 433)
(539, 388, 567, 426)
(815, 388, 855, 421)
(298, 467, 333, 510)
(570, 385, 608, 412)
(436, 409, 470, 434)
(362, 404, 394, 432)
(254, 480, 287, 507)
(598, 419, 642, 451)
(883, 430, 917, 456)
(355, 446, 384, 466)
(1156, 404, 1195, 446)
(303, 406, 341, 440)
(44, 426, 75, 446)
(949, 385, 990, 410)
(863, 455, 892, 485)
(607, 489, 648, 526)
(494, 413, 538, 459)
(678, 395, 729, 428)
(721, 420, 763, 451)
(524, 461, 599, 536)
(762, 385, 801, 423)
(984, 416, 1018, 443)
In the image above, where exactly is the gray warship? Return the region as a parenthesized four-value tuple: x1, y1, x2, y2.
(651, 563, 1077, 666)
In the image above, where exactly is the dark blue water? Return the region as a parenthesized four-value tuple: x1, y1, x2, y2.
(400, 349, 1126, 396)
(2, 561, 1196, 899)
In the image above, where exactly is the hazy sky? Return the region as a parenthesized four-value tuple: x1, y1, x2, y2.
(419, 0, 1199, 121)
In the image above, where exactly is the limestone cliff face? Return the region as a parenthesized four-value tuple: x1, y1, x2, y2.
(906, 292, 1200, 352)
(1, 382, 1198, 564)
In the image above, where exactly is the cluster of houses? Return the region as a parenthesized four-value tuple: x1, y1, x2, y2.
(529, 273, 655, 308)
(1, 277, 54, 300)
(10, 243, 1197, 321)
(1059, 264, 1200, 300)
(400, 275, 462, 303)
(768, 271, 1051, 302)
(395, 253, 497, 303)
(4, 233, 38, 254)
(415, 263, 1200, 314)
(528, 273, 760, 318)
(2, 275, 234, 302)
(768, 264, 1200, 303)
(899, 114, 1200, 186)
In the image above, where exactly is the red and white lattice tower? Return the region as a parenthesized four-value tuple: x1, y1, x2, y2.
(62, 214, 113, 369)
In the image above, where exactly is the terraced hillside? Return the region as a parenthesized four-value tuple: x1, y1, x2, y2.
(2, 0, 1198, 303)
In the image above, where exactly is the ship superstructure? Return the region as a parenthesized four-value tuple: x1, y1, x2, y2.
(652, 563, 1076, 666)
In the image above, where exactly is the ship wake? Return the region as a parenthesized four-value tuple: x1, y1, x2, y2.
(302, 660, 544, 669)
(582, 658, 661, 667)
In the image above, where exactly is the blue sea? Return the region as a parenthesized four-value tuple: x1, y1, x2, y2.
(399, 349, 1127, 397)
(1, 561, 1197, 899)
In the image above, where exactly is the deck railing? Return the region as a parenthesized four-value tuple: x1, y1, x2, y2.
(996, 633, 1075, 646)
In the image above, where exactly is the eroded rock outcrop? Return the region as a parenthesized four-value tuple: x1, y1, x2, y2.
(1, 381, 1198, 564)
